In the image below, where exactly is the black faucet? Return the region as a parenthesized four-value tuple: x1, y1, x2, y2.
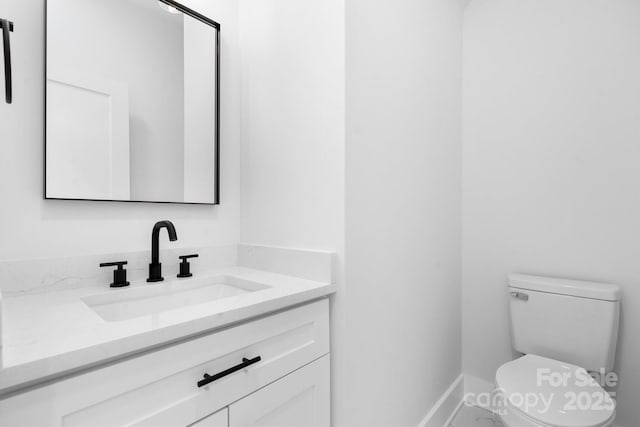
(147, 220, 178, 282)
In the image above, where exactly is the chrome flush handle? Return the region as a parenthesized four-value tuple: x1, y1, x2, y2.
(510, 292, 529, 302)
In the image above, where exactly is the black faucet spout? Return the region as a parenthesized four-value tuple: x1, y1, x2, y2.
(148, 220, 178, 282)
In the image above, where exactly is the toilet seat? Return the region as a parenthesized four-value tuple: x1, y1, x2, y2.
(495, 355, 615, 427)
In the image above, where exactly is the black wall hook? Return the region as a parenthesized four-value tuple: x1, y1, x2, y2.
(0, 18, 14, 104)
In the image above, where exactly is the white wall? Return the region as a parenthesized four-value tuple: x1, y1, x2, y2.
(0, 0, 240, 261)
(238, 0, 345, 252)
(345, 0, 462, 426)
(462, 1, 640, 426)
(237, 0, 346, 425)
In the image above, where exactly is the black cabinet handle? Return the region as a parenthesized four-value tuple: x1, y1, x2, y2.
(197, 356, 261, 388)
(0, 18, 14, 104)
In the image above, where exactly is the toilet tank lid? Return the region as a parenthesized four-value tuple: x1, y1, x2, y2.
(508, 274, 621, 302)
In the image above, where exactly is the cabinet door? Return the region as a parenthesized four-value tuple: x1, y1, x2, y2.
(190, 408, 228, 427)
(130, 400, 228, 427)
(229, 355, 330, 427)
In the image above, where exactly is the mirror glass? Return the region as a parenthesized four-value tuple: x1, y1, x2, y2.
(45, 0, 220, 204)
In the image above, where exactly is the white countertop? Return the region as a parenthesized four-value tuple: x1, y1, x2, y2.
(0, 267, 335, 395)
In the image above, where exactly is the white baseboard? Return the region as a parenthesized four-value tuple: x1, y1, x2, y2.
(462, 373, 495, 411)
(417, 374, 464, 427)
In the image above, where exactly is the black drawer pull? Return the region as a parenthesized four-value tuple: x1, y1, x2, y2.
(197, 356, 262, 388)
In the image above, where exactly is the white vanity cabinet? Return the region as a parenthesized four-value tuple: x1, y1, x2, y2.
(229, 355, 330, 427)
(0, 300, 330, 427)
(188, 355, 329, 427)
(190, 408, 228, 427)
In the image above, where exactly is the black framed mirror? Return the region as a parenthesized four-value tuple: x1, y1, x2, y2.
(45, 0, 220, 205)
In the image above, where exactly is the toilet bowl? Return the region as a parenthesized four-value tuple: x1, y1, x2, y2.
(495, 355, 615, 427)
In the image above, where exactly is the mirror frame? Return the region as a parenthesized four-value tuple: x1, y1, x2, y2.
(44, 0, 221, 205)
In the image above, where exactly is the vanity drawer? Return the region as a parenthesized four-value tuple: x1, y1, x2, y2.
(0, 299, 329, 427)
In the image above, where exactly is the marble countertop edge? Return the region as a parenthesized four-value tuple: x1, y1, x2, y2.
(0, 268, 336, 396)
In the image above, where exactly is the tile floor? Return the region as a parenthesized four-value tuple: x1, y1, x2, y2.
(449, 405, 504, 427)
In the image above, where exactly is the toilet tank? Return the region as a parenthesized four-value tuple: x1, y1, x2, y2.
(508, 274, 621, 372)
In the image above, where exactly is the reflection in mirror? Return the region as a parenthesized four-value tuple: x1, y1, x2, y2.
(45, 0, 220, 204)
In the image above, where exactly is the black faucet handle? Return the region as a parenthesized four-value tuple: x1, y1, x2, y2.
(177, 254, 199, 278)
(100, 261, 128, 268)
(100, 261, 130, 288)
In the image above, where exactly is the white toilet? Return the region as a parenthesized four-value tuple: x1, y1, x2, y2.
(495, 274, 621, 427)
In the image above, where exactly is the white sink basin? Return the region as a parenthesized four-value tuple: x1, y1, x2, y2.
(82, 275, 269, 322)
